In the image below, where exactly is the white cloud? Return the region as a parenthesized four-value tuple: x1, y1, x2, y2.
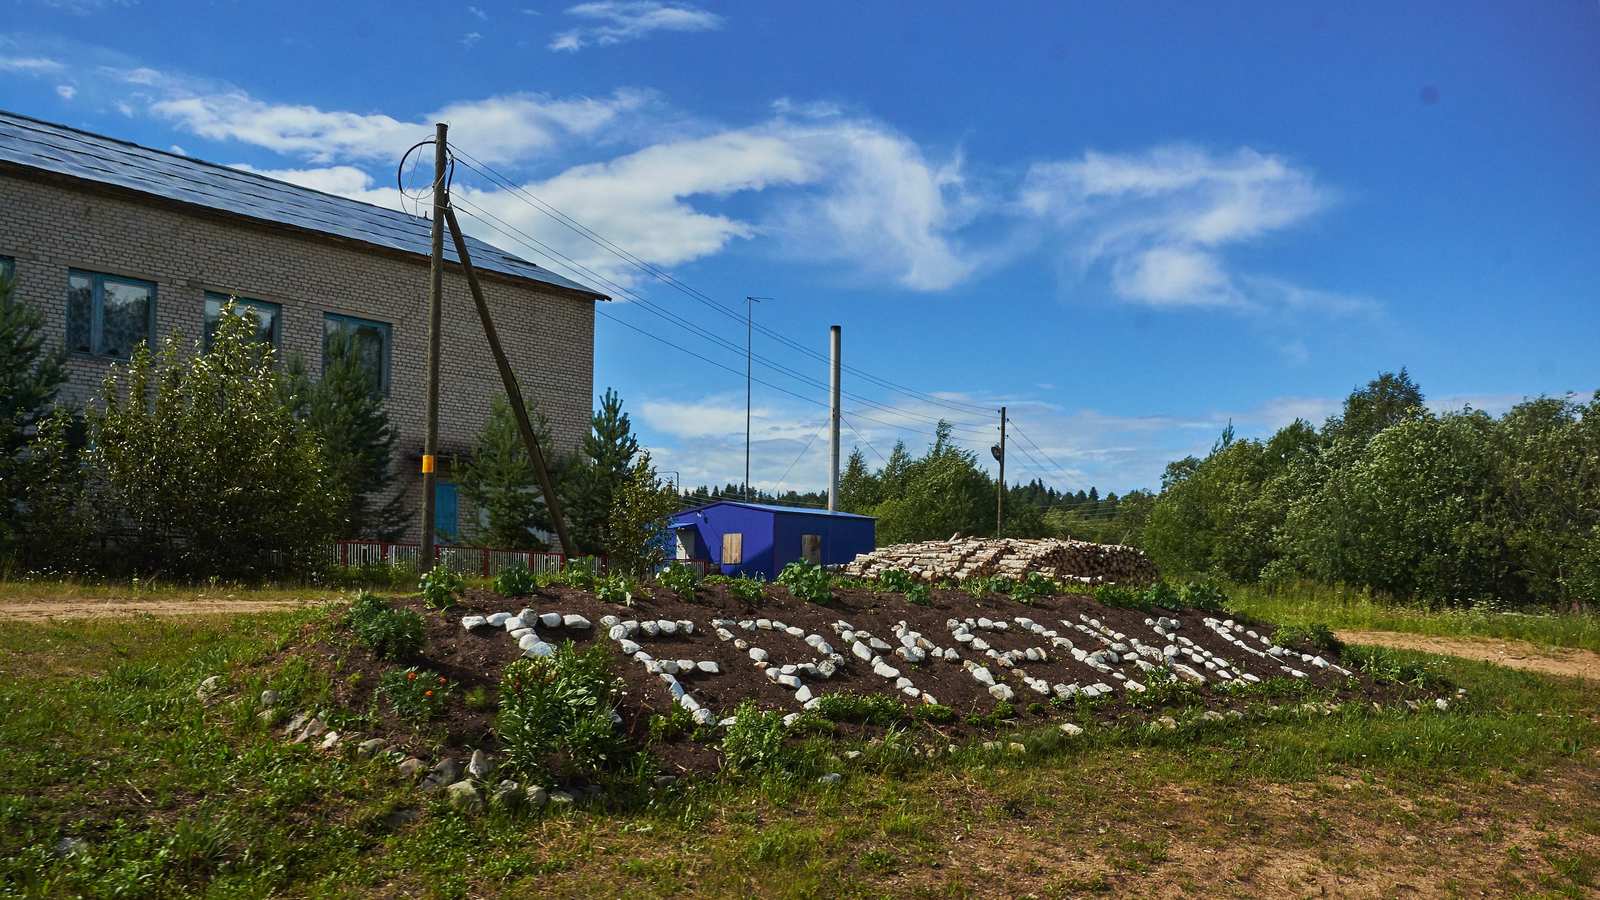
(466, 4, 488, 19)
(460, 31, 482, 48)
(229, 163, 386, 197)
(550, 1, 723, 52)
(148, 86, 651, 164)
(0, 57, 65, 74)
(54, 84, 76, 100)
(1021, 145, 1343, 311)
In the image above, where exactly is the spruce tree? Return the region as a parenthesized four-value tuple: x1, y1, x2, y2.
(457, 394, 563, 549)
(0, 276, 66, 554)
(567, 388, 639, 554)
(282, 338, 405, 539)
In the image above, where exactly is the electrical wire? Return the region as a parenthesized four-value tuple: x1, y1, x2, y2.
(773, 420, 830, 495)
(447, 198, 993, 438)
(446, 146, 998, 419)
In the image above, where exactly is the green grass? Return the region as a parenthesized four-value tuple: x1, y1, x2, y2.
(0, 576, 342, 604)
(1227, 579, 1600, 653)
(1, 609, 1597, 897)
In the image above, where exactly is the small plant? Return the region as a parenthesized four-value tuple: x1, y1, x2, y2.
(875, 569, 918, 593)
(647, 704, 697, 743)
(595, 573, 638, 606)
(1342, 644, 1442, 688)
(493, 564, 537, 598)
(498, 641, 627, 777)
(656, 563, 700, 601)
(721, 701, 795, 774)
(777, 561, 832, 605)
(1094, 583, 1151, 611)
(557, 557, 600, 591)
(419, 567, 465, 610)
(1009, 571, 1059, 604)
(464, 685, 494, 711)
(905, 581, 932, 606)
(1179, 580, 1229, 612)
(346, 591, 424, 661)
(707, 573, 767, 604)
(378, 666, 452, 721)
(1273, 622, 1343, 655)
(813, 691, 908, 725)
(1141, 581, 1182, 609)
(913, 703, 955, 724)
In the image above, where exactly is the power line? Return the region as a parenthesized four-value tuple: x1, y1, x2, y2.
(774, 419, 830, 494)
(840, 414, 888, 465)
(445, 147, 998, 420)
(447, 198, 992, 439)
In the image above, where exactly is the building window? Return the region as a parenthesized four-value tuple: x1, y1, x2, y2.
(323, 312, 391, 395)
(204, 292, 280, 351)
(0, 256, 13, 288)
(435, 481, 459, 543)
(67, 269, 156, 360)
(801, 533, 822, 565)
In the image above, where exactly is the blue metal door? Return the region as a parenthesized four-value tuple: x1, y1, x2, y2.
(434, 481, 459, 543)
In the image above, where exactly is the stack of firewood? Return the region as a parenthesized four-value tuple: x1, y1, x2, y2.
(842, 538, 1158, 586)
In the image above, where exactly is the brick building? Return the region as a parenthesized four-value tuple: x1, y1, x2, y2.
(0, 110, 607, 543)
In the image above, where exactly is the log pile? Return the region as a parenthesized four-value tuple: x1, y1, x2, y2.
(842, 538, 1158, 586)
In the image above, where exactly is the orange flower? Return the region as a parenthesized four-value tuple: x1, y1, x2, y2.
(407, 671, 417, 681)
(424, 690, 434, 698)
(438, 676, 447, 684)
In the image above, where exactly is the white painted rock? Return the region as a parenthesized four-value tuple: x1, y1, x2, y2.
(563, 614, 591, 630)
(461, 615, 488, 631)
(487, 612, 511, 627)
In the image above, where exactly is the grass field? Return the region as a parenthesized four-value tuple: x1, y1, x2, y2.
(1, 596, 1597, 898)
(1227, 579, 1600, 653)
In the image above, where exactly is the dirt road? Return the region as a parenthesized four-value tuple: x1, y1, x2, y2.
(0, 598, 322, 621)
(1339, 629, 1600, 682)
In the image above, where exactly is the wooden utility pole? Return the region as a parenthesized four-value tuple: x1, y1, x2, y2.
(419, 122, 447, 570)
(827, 325, 841, 512)
(441, 206, 578, 558)
(996, 406, 1007, 535)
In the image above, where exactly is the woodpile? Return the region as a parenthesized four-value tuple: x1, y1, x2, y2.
(842, 538, 1158, 586)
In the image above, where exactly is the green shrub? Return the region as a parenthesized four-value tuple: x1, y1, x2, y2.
(1342, 644, 1444, 688)
(419, 567, 465, 610)
(647, 704, 696, 743)
(1273, 622, 1343, 655)
(778, 561, 833, 605)
(707, 573, 767, 604)
(813, 692, 907, 725)
(378, 666, 452, 721)
(551, 557, 599, 591)
(656, 563, 700, 601)
(913, 703, 956, 724)
(1094, 583, 1151, 611)
(497, 642, 627, 777)
(1010, 571, 1059, 603)
(875, 569, 917, 593)
(1142, 581, 1182, 609)
(595, 573, 638, 606)
(493, 564, 537, 598)
(1179, 580, 1229, 612)
(721, 701, 794, 774)
(905, 582, 932, 606)
(346, 591, 423, 661)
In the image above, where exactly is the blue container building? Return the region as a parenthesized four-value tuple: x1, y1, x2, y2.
(667, 501, 877, 580)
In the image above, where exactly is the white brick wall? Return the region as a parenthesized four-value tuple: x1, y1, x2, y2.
(1, 172, 597, 541)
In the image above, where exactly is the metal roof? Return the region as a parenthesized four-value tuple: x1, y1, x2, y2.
(0, 109, 607, 299)
(672, 500, 875, 520)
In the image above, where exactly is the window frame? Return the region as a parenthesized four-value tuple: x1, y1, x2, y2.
(322, 311, 392, 397)
(66, 268, 157, 360)
(203, 291, 282, 351)
(0, 256, 14, 287)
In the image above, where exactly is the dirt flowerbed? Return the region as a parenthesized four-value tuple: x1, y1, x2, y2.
(256, 580, 1437, 782)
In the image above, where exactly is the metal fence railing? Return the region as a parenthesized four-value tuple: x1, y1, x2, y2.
(330, 541, 714, 578)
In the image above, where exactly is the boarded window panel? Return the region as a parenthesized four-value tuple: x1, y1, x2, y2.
(722, 532, 743, 565)
(801, 534, 822, 565)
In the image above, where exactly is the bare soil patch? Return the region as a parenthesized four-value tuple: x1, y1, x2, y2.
(264, 583, 1428, 780)
(1341, 629, 1600, 682)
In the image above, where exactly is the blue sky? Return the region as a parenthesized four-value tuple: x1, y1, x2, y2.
(4, 1, 1597, 495)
